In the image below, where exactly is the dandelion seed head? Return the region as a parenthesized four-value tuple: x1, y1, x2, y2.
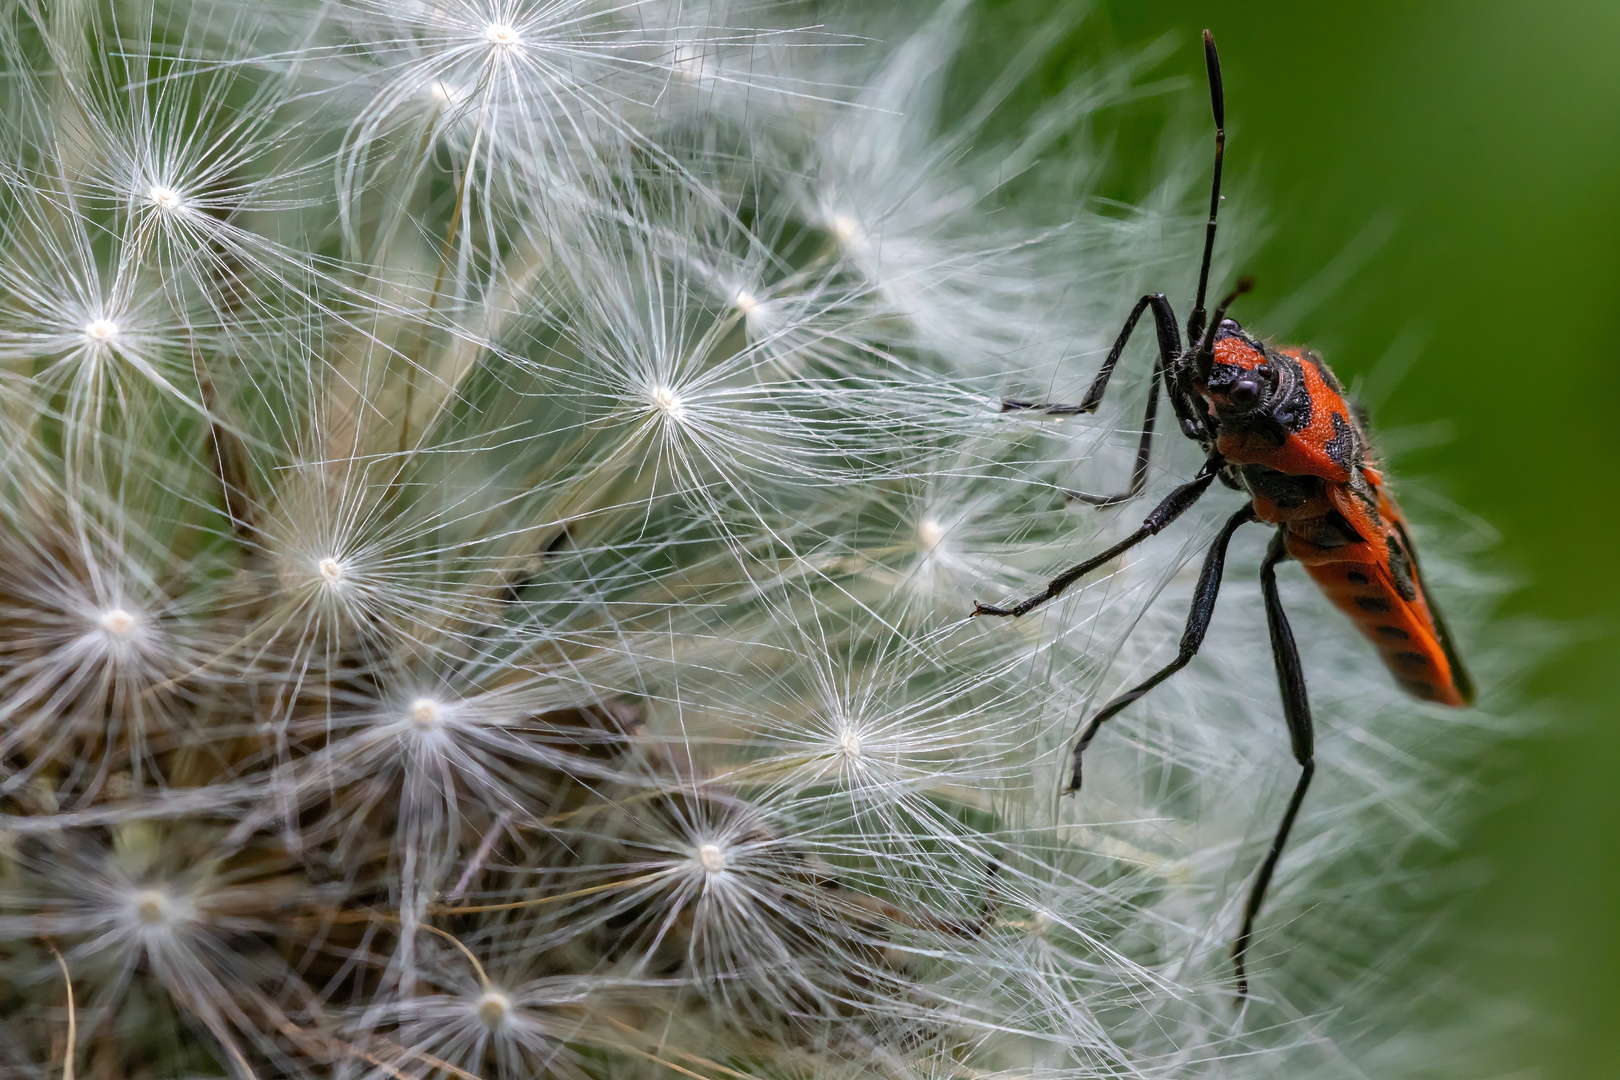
(830, 212, 864, 248)
(147, 184, 182, 211)
(650, 384, 687, 422)
(484, 21, 520, 47)
(0, 4, 1515, 1073)
(99, 607, 137, 637)
(836, 725, 863, 760)
(695, 841, 728, 874)
(130, 887, 185, 927)
(730, 285, 779, 338)
(476, 989, 511, 1029)
(410, 697, 442, 729)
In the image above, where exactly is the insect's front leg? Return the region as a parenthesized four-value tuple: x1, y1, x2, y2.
(1004, 294, 1182, 507)
(971, 452, 1223, 619)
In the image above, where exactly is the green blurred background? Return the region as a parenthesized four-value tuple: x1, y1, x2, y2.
(967, 1, 1620, 1074)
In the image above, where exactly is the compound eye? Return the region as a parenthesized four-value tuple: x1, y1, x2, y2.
(1229, 378, 1261, 408)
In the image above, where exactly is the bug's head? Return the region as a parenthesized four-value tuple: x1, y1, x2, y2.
(1200, 319, 1279, 419)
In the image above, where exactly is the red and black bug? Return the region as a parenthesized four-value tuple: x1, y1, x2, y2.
(972, 30, 1473, 995)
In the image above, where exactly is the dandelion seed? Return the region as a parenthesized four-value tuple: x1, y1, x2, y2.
(649, 384, 687, 422)
(99, 607, 137, 637)
(830, 213, 863, 247)
(732, 288, 758, 315)
(917, 518, 945, 551)
(696, 842, 728, 874)
(147, 184, 182, 211)
(476, 989, 511, 1029)
(133, 888, 173, 925)
(410, 697, 442, 729)
(835, 726, 863, 760)
(484, 22, 520, 47)
(317, 557, 345, 586)
(83, 318, 119, 343)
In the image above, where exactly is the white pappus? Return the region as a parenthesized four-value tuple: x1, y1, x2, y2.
(0, 1, 1527, 1077)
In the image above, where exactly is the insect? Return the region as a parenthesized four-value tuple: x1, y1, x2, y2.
(971, 30, 1473, 996)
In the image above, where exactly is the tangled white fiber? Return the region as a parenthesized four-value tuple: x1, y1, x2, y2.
(0, 0, 1524, 1076)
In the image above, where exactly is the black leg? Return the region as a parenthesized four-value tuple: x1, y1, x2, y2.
(1065, 505, 1257, 792)
(1005, 294, 1182, 507)
(1231, 529, 1316, 997)
(1000, 399, 1092, 416)
(972, 453, 1224, 620)
(1064, 364, 1160, 507)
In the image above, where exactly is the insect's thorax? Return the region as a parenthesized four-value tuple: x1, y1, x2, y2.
(1200, 330, 1361, 483)
(1193, 326, 1379, 543)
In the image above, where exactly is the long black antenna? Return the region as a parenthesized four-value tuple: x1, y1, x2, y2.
(1187, 29, 1226, 345)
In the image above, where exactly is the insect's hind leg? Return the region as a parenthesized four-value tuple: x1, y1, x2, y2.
(1065, 504, 1258, 792)
(1231, 529, 1317, 998)
(1002, 294, 1182, 507)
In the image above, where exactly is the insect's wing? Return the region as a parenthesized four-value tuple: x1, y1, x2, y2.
(1390, 515, 1475, 705)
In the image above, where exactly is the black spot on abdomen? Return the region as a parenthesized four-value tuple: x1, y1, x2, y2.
(1307, 509, 1365, 548)
(1385, 535, 1419, 601)
(1354, 595, 1392, 614)
(1400, 677, 1439, 700)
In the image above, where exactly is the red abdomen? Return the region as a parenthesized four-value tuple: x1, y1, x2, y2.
(1284, 482, 1472, 706)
